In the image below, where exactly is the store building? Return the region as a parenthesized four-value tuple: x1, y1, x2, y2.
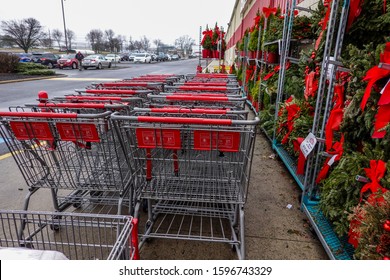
(224, 0, 320, 65)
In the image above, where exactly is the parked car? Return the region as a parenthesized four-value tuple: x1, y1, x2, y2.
(105, 53, 121, 63)
(156, 52, 168, 61)
(133, 53, 152, 63)
(189, 53, 199, 58)
(14, 53, 33, 63)
(128, 53, 135, 61)
(120, 53, 130, 61)
(151, 53, 157, 61)
(171, 54, 180, 60)
(31, 52, 58, 68)
(81, 54, 112, 69)
(57, 54, 79, 69)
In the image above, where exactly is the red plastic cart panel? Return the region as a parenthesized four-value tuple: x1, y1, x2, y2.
(10, 121, 54, 141)
(193, 130, 240, 152)
(136, 128, 181, 149)
(56, 123, 100, 142)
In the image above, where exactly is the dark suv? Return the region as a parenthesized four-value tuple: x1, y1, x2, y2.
(31, 52, 58, 68)
(156, 52, 168, 61)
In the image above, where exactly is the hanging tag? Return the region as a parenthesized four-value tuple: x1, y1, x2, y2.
(327, 154, 338, 166)
(326, 56, 335, 80)
(380, 78, 390, 94)
(300, 132, 317, 158)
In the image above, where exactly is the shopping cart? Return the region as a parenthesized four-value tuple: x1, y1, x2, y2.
(0, 210, 139, 260)
(0, 111, 136, 214)
(147, 94, 247, 110)
(111, 111, 259, 259)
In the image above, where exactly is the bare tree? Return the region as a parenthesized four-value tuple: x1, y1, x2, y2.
(140, 36, 150, 52)
(104, 29, 115, 52)
(52, 29, 63, 50)
(1, 18, 44, 53)
(175, 35, 195, 56)
(40, 30, 53, 48)
(86, 29, 104, 53)
(66, 29, 75, 49)
(128, 36, 135, 51)
(153, 38, 162, 53)
(134, 40, 143, 51)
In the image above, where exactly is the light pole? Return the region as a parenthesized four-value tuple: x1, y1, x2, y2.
(61, 0, 68, 53)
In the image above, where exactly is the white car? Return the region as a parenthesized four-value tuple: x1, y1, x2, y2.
(105, 53, 121, 63)
(133, 53, 152, 63)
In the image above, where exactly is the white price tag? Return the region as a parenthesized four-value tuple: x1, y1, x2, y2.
(380, 78, 390, 94)
(327, 154, 337, 166)
(300, 132, 317, 158)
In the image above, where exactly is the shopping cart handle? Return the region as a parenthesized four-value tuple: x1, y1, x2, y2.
(0, 111, 112, 119)
(101, 82, 163, 87)
(57, 95, 142, 102)
(25, 103, 128, 110)
(148, 94, 244, 102)
(111, 112, 260, 125)
(135, 107, 230, 114)
(76, 89, 152, 95)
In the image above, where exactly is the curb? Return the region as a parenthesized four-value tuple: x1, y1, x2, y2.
(0, 74, 67, 85)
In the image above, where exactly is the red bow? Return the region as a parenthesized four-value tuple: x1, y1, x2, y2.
(360, 160, 388, 204)
(361, 42, 390, 111)
(346, 0, 363, 31)
(281, 101, 300, 144)
(360, 67, 390, 111)
(262, 7, 277, 18)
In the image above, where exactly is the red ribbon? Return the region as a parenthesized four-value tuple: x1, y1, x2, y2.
(263, 61, 290, 81)
(304, 71, 319, 100)
(373, 103, 390, 138)
(314, 0, 333, 50)
(262, 7, 277, 18)
(315, 136, 344, 183)
(346, 0, 363, 32)
(281, 103, 300, 145)
(293, 138, 305, 175)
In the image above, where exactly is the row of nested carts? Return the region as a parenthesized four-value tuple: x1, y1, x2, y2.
(0, 73, 259, 260)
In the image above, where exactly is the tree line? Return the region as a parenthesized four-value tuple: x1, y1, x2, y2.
(0, 17, 195, 54)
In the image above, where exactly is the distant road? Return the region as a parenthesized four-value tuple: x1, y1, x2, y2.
(0, 59, 198, 111)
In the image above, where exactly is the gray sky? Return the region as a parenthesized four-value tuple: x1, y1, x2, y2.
(0, 0, 236, 47)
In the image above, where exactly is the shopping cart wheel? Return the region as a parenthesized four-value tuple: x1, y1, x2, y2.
(50, 215, 62, 231)
(72, 203, 82, 209)
(20, 241, 34, 249)
(142, 199, 148, 213)
(90, 191, 104, 204)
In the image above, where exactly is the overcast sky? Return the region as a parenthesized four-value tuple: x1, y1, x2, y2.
(0, 0, 236, 48)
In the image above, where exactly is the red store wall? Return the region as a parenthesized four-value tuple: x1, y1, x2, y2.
(227, 0, 304, 49)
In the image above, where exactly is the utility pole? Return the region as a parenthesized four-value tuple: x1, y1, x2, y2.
(61, 0, 68, 53)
